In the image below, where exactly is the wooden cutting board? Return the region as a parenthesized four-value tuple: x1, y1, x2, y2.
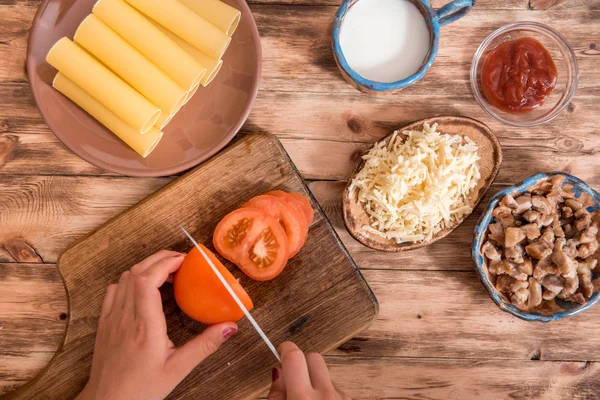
(6, 133, 378, 400)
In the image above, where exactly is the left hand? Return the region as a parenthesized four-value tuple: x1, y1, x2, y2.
(77, 250, 238, 400)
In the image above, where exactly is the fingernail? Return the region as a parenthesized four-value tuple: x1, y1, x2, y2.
(223, 327, 237, 339)
(272, 367, 279, 382)
(173, 253, 185, 258)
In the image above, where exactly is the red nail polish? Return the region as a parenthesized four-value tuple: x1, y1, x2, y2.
(272, 367, 279, 382)
(223, 327, 237, 339)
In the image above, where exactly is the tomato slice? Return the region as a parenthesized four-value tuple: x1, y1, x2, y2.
(289, 192, 314, 225)
(243, 195, 307, 258)
(213, 207, 289, 281)
(174, 244, 254, 325)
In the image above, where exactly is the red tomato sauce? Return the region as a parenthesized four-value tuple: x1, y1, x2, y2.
(481, 37, 557, 114)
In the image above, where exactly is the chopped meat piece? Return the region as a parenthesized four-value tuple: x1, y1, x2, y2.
(575, 210, 592, 232)
(551, 174, 565, 188)
(563, 224, 576, 239)
(526, 240, 553, 259)
(514, 195, 533, 214)
(493, 206, 512, 219)
(512, 279, 529, 292)
(565, 198, 583, 212)
(505, 227, 526, 248)
(488, 259, 501, 275)
(546, 190, 564, 206)
(499, 216, 517, 228)
(511, 288, 529, 309)
(496, 275, 516, 293)
(543, 289, 559, 301)
(560, 293, 586, 305)
(532, 195, 553, 214)
(517, 259, 533, 275)
(489, 223, 503, 234)
(532, 182, 553, 195)
(540, 275, 565, 293)
(488, 232, 505, 246)
(521, 224, 541, 240)
(552, 238, 576, 277)
(523, 210, 541, 223)
(505, 245, 524, 264)
(500, 194, 519, 209)
(580, 224, 599, 244)
(561, 276, 579, 296)
(562, 206, 574, 219)
(578, 264, 594, 298)
(528, 277, 543, 308)
(564, 239, 578, 258)
(540, 227, 555, 246)
(584, 257, 598, 271)
(482, 241, 502, 261)
(539, 214, 554, 227)
(578, 241, 599, 259)
(533, 255, 558, 280)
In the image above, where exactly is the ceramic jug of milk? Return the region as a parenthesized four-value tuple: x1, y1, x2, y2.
(332, 0, 475, 93)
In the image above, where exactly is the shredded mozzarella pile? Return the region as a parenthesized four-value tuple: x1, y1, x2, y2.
(348, 123, 481, 243)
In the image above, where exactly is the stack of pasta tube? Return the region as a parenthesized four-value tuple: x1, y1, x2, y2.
(45, 0, 241, 158)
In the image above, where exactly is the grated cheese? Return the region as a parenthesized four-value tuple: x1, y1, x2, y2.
(348, 123, 481, 244)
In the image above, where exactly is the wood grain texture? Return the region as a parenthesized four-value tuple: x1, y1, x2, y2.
(4, 134, 377, 400)
(2, 0, 600, 398)
(0, 263, 67, 395)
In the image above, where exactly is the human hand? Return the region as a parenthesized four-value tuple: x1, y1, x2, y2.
(268, 342, 350, 400)
(78, 250, 238, 400)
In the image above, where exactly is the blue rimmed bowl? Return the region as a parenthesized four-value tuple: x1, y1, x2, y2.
(473, 172, 600, 322)
(332, 0, 475, 93)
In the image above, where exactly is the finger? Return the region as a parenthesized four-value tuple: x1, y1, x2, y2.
(140, 253, 185, 288)
(130, 250, 185, 275)
(306, 352, 332, 390)
(167, 322, 238, 380)
(134, 255, 185, 324)
(278, 342, 312, 392)
(99, 284, 117, 322)
(112, 271, 130, 312)
(266, 367, 286, 400)
(123, 271, 137, 319)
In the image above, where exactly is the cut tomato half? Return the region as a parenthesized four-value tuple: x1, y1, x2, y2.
(243, 194, 307, 258)
(289, 192, 314, 225)
(213, 207, 289, 281)
(174, 244, 254, 325)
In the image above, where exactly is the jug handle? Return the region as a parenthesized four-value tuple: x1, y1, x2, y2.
(435, 0, 475, 27)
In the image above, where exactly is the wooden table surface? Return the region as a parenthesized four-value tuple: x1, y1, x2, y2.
(1, 0, 599, 398)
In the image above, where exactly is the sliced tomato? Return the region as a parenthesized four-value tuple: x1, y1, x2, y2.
(243, 195, 307, 258)
(213, 207, 289, 281)
(265, 190, 309, 253)
(174, 244, 254, 325)
(289, 192, 314, 225)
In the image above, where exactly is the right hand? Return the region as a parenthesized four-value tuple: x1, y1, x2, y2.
(267, 342, 350, 400)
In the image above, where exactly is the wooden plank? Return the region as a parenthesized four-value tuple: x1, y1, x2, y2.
(0, 175, 171, 262)
(0, 263, 67, 397)
(323, 356, 598, 400)
(2, 6, 599, 95)
(330, 269, 600, 361)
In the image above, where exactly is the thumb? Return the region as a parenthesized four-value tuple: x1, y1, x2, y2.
(267, 366, 286, 400)
(167, 322, 238, 379)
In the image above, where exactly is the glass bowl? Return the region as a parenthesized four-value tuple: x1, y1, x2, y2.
(470, 22, 578, 127)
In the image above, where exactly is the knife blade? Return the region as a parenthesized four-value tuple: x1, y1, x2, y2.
(180, 226, 282, 362)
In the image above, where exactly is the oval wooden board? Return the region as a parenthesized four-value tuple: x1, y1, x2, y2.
(342, 116, 502, 252)
(5, 133, 378, 400)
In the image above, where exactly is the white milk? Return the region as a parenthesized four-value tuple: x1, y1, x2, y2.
(339, 0, 431, 83)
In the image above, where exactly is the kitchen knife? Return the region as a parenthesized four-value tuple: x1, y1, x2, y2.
(180, 226, 282, 362)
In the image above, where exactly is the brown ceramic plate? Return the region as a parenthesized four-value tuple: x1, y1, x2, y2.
(26, 0, 261, 177)
(343, 116, 502, 252)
